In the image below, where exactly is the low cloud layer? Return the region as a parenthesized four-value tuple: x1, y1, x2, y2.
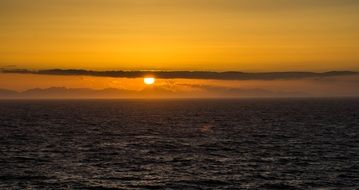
(0, 86, 309, 99)
(1, 69, 358, 80)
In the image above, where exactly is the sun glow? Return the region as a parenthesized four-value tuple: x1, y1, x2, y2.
(144, 77, 155, 85)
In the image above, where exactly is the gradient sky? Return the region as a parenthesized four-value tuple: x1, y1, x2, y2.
(1, 0, 359, 71)
(1, 0, 359, 97)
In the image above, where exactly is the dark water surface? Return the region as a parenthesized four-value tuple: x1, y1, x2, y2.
(0, 99, 358, 189)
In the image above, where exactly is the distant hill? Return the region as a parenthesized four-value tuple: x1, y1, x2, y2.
(0, 86, 308, 99)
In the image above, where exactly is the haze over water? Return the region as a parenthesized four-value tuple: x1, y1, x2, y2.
(0, 99, 358, 189)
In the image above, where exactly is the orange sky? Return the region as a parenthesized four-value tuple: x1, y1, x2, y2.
(1, 0, 359, 71)
(0, 0, 358, 97)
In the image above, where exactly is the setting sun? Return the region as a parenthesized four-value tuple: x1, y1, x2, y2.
(144, 77, 155, 85)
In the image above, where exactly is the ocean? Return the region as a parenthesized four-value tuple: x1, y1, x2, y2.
(0, 99, 358, 189)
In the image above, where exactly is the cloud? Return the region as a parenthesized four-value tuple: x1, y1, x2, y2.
(1, 69, 357, 81)
(0, 86, 307, 99)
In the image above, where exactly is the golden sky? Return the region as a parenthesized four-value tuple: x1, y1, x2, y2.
(1, 0, 359, 71)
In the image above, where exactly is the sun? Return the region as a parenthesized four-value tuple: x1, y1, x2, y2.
(144, 77, 155, 85)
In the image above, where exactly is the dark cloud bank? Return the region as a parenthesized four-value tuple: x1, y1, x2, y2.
(1, 69, 358, 80)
